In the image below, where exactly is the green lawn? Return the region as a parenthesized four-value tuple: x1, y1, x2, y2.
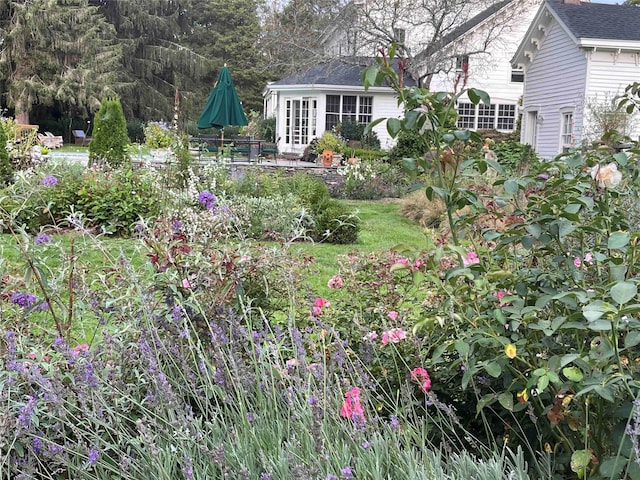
(1, 200, 426, 297)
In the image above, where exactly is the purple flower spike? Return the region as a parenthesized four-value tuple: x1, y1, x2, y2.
(198, 190, 217, 210)
(35, 233, 51, 245)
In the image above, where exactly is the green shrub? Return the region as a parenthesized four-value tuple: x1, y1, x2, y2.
(388, 129, 430, 163)
(232, 168, 283, 198)
(127, 118, 145, 143)
(279, 173, 330, 211)
(259, 116, 276, 142)
(143, 121, 175, 148)
(2, 164, 160, 236)
(339, 119, 366, 142)
(360, 130, 381, 150)
(313, 198, 360, 244)
(0, 121, 13, 187)
(89, 97, 130, 167)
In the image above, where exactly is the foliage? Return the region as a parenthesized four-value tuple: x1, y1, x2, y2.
(0, 120, 13, 187)
(312, 198, 360, 244)
(89, 97, 130, 168)
(0, 226, 534, 479)
(584, 93, 637, 149)
(335, 160, 409, 200)
(0, 117, 41, 171)
(1, 162, 160, 236)
(126, 119, 145, 143)
(279, 172, 331, 211)
(0, 0, 121, 123)
(388, 129, 432, 163)
(144, 121, 176, 149)
(315, 130, 345, 154)
(339, 119, 366, 142)
(400, 188, 446, 228)
(260, 116, 277, 143)
(360, 130, 381, 150)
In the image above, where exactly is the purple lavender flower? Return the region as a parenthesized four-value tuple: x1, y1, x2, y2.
(42, 175, 58, 187)
(88, 447, 99, 465)
(361, 440, 373, 449)
(390, 415, 399, 429)
(198, 190, 217, 210)
(35, 233, 51, 245)
(246, 412, 254, 422)
(326, 476, 338, 480)
(182, 454, 193, 480)
(10, 292, 38, 308)
(17, 395, 37, 429)
(341, 467, 354, 480)
(260, 473, 271, 480)
(33, 437, 42, 453)
(171, 219, 183, 233)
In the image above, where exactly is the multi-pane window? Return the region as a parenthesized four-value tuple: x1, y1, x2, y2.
(497, 105, 516, 130)
(457, 103, 475, 129)
(393, 27, 406, 45)
(326, 95, 373, 131)
(477, 104, 496, 129)
(456, 102, 518, 131)
(511, 68, 524, 83)
(560, 112, 574, 152)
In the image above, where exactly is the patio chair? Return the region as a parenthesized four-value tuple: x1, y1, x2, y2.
(72, 130, 91, 146)
(37, 133, 62, 149)
(260, 142, 278, 162)
(44, 132, 63, 148)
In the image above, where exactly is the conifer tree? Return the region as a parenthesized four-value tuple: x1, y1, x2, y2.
(89, 97, 130, 167)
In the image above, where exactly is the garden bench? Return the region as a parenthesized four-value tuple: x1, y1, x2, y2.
(72, 130, 91, 146)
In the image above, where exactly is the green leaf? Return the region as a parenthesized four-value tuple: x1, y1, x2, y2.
(484, 362, 502, 378)
(442, 133, 455, 143)
(364, 117, 385, 134)
(455, 339, 469, 358)
(504, 179, 519, 194)
(521, 235, 536, 249)
(562, 366, 584, 382)
(613, 152, 628, 165)
(611, 281, 637, 306)
(537, 374, 549, 392)
(404, 110, 420, 129)
(587, 319, 612, 331)
(453, 129, 471, 141)
(362, 65, 379, 88)
(598, 457, 627, 479)
(386, 118, 402, 137)
(498, 392, 514, 411)
(476, 393, 496, 413)
(571, 449, 591, 475)
(608, 231, 630, 249)
(625, 331, 640, 348)
(467, 88, 490, 105)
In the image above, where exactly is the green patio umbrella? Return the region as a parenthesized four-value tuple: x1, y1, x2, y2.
(197, 65, 248, 138)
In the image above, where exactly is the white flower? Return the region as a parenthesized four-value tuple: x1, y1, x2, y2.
(589, 162, 622, 189)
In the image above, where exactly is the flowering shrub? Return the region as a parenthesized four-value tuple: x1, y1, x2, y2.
(335, 160, 408, 199)
(143, 121, 176, 149)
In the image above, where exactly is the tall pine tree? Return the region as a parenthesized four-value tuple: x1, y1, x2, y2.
(0, 0, 121, 124)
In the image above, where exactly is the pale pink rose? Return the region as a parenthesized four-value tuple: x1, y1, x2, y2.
(381, 328, 407, 345)
(462, 247, 479, 267)
(363, 331, 379, 341)
(414, 258, 425, 269)
(387, 311, 398, 321)
(28, 352, 37, 360)
(584, 252, 593, 263)
(493, 289, 513, 306)
(574, 256, 582, 268)
(590, 163, 622, 189)
(181, 278, 191, 288)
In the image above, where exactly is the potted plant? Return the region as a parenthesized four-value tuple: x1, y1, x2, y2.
(315, 131, 343, 166)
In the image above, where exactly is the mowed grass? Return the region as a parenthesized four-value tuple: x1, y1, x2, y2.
(1, 200, 427, 297)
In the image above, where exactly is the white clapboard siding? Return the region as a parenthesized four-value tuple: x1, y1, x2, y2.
(521, 20, 587, 159)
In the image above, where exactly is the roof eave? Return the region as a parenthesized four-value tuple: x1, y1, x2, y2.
(265, 84, 396, 93)
(578, 38, 640, 51)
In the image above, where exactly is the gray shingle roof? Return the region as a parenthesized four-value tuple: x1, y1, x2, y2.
(547, 0, 640, 41)
(439, 0, 514, 47)
(270, 58, 416, 87)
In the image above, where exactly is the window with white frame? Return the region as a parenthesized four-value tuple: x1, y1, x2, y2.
(560, 111, 574, 152)
(326, 95, 373, 131)
(510, 67, 524, 83)
(497, 105, 516, 130)
(457, 103, 475, 129)
(393, 27, 406, 45)
(477, 104, 496, 129)
(456, 102, 518, 131)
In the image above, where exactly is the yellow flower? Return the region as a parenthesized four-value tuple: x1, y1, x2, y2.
(505, 343, 517, 359)
(517, 388, 529, 404)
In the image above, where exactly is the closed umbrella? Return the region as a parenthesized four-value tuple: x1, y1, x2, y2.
(197, 65, 248, 143)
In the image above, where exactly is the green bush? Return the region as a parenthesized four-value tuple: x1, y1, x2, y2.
(0, 122, 13, 187)
(143, 121, 175, 148)
(313, 198, 360, 244)
(279, 173, 330, 211)
(89, 97, 130, 167)
(339, 119, 366, 142)
(2, 164, 160, 236)
(127, 119, 145, 143)
(360, 130, 381, 150)
(259, 116, 276, 142)
(388, 129, 430, 163)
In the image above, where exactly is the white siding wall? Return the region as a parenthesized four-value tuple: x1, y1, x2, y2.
(582, 51, 640, 144)
(429, 0, 540, 114)
(521, 21, 587, 159)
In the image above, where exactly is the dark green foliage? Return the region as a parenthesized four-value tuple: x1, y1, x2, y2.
(168, 134, 194, 189)
(360, 130, 381, 150)
(89, 97, 130, 167)
(0, 124, 13, 187)
(388, 129, 431, 163)
(312, 198, 360, 244)
(126, 119, 145, 143)
(339, 120, 366, 142)
(260, 116, 276, 142)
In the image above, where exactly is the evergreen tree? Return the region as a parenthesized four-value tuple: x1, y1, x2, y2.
(183, 0, 270, 117)
(89, 97, 130, 167)
(0, 0, 121, 124)
(90, 0, 208, 122)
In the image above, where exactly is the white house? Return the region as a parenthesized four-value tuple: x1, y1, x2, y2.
(512, 0, 640, 159)
(426, 0, 542, 133)
(263, 59, 415, 154)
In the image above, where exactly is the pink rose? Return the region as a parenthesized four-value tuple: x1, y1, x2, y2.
(328, 275, 343, 289)
(340, 387, 365, 421)
(387, 311, 398, 321)
(410, 367, 432, 393)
